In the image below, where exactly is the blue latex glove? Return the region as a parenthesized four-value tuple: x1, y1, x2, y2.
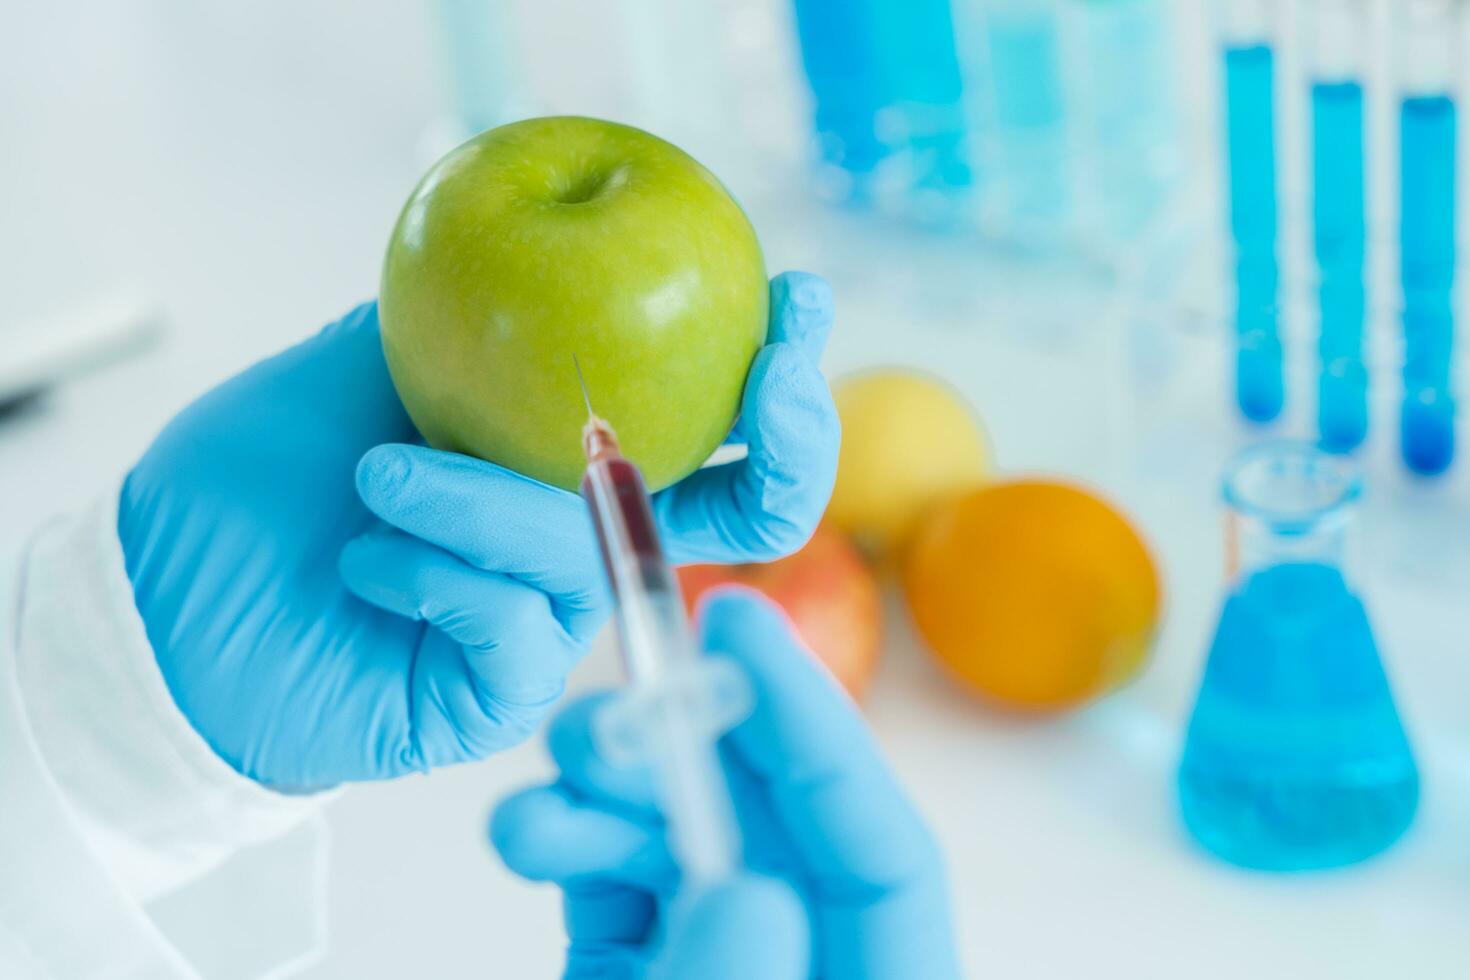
(490, 590, 961, 978)
(641, 873, 809, 980)
(118, 273, 837, 789)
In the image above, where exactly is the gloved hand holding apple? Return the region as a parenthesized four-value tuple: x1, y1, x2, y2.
(123, 116, 839, 788)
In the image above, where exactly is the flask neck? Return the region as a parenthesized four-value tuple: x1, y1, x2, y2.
(1222, 442, 1361, 584)
(1228, 509, 1350, 581)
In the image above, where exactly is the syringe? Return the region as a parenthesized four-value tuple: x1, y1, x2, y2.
(572, 356, 751, 886)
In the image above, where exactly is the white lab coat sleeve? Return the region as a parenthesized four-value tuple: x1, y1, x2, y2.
(2, 489, 331, 979)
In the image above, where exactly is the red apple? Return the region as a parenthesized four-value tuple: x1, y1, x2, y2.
(678, 526, 883, 699)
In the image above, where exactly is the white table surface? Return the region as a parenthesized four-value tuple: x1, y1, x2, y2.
(4, 3, 1468, 977)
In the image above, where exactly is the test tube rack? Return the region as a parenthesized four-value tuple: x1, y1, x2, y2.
(1213, 0, 1467, 476)
(789, 0, 1186, 261)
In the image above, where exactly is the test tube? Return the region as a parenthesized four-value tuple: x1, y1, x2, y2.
(433, 0, 531, 137)
(1310, 0, 1370, 452)
(1220, 0, 1283, 423)
(790, 0, 891, 202)
(1070, 0, 1179, 242)
(791, 0, 971, 213)
(872, 0, 972, 214)
(1397, 0, 1460, 475)
(982, 0, 1071, 246)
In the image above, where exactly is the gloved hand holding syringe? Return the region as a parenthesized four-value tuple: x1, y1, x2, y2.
(572, 355, 752, 885)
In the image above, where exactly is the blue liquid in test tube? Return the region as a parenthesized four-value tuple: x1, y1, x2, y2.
(981, 0, 1076, 243)
(873, 0, 972, 201)
(1313, 80, 1369, 451)
(986, 2, 1070, 240)
(1071, 0, 1178, 239)
(791, 0, 891, 198)
(1225, 42, 1283, 422)
(792, 0, 970, 206)
(1400, 93, 1457, 474)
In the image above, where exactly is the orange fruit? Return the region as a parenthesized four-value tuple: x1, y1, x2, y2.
(903, 479, 1160, 711)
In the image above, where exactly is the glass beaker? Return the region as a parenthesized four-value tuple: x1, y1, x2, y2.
(1177, 443, 1419, 871)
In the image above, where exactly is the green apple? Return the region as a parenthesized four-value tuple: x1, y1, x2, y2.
(379, 115, 768, 492)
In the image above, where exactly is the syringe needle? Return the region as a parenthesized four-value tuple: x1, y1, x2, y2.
(573, 353, 620, 463)
(572, 353, 595, 419)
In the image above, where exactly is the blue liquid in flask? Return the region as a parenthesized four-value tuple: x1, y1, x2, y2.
(1178, 445, 1418, 871)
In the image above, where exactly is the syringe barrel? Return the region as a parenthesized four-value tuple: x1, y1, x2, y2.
(581, 455, 664, 582)
(581, 455, 693, 684)
(581, 450, 748, 886)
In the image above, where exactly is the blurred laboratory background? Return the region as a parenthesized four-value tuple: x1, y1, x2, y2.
(5, 0, 1470, 976)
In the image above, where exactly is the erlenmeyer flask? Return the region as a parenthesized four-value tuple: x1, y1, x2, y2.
(1178, 442, 1419, 870)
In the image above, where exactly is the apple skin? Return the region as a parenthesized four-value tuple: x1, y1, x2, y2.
(380, 116, 769, 492)
(678, 526, 884, 700)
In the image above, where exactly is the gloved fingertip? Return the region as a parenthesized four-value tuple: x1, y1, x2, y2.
(336, 527, 393, 575)
(786, 270, 833, 315)
(490, 785, 668, 886)
(319, 298, 380, 340)
(355, 444, 413, 504)
(743, 343, 832, 427)
(489, 787, 567, 878)
(694, 586, 786, 640)
(336, 534, 367, 577)
(654, 874, 809, 979)
(546, 693, 662, 809)
(768, 271, 834, 354)
(545, 693, 614, 759)
(334, 533, 405, 615)
(680, 874, 806, 935)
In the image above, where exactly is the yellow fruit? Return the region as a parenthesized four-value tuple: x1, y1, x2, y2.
(903, 480, 1161, 712)
(828, 369, 990, 561)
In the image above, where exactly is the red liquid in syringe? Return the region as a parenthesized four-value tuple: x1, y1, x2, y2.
(580, 414, 666, 580)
